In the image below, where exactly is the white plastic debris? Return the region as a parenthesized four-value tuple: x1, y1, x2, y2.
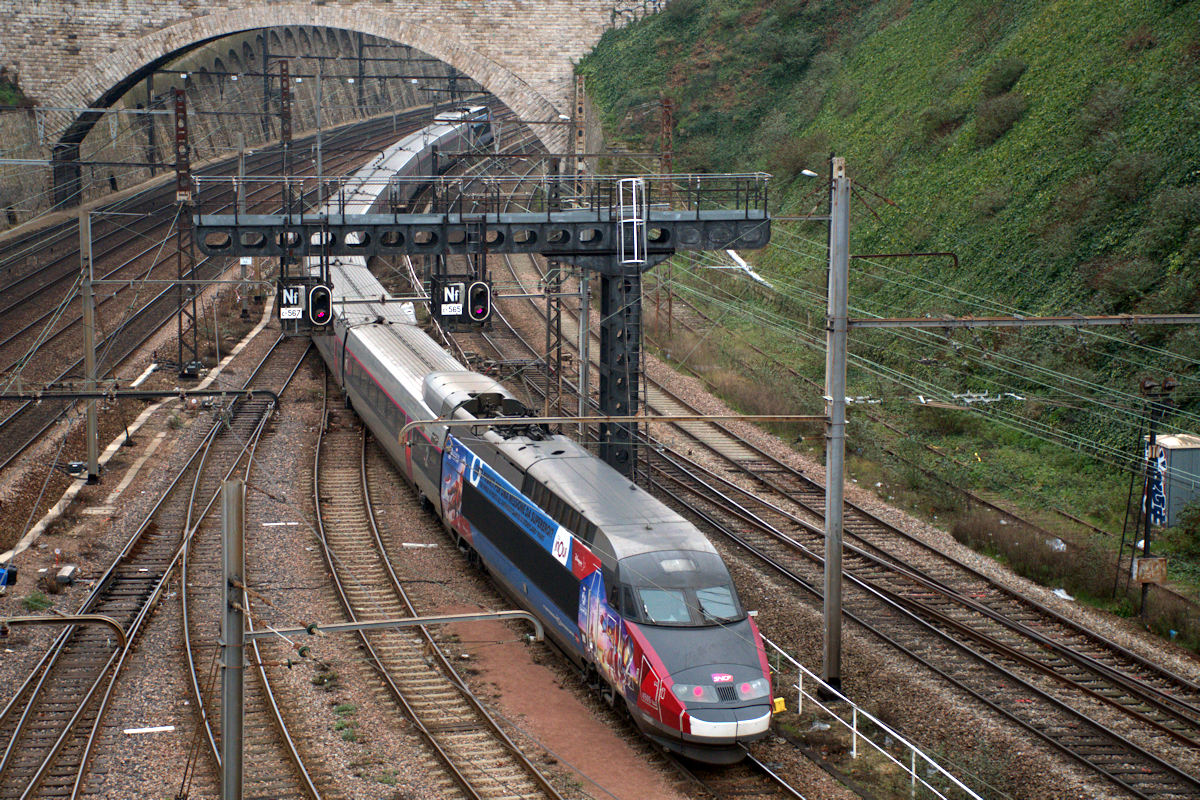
(1047, 538, 1066, 552)
(810, 720, 831, 732)
(1053, 588, 1074, 601)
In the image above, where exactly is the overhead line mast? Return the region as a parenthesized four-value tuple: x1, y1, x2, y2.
(820, 156, 1200, 690)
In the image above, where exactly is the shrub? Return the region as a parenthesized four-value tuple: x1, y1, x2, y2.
(22, 591, 51, 611)
(766, 129, 830, 181)
(1098, 151, 1161, 205)
(0, 67, 31, 107)
(971, 183, 1010, 218)
(311, 662, 340, 691)
(1076, 82, 1132, 145)
(1142, 588, 1200, 651)
(918, 104, 967, 144)
(334, 719, 357, 742)
(1139, 187, 1200, 259)
(974, 92, 1027, 147)
(834, 84, 859, 117)
(910, 405, 981, 437)
(1161, 500, 1200, 559)
(981, 56, 1026, 98)
(950, 514, 1113, 597)
(1125, 25, 1157, 52)
(1081, 256, 1158, 310)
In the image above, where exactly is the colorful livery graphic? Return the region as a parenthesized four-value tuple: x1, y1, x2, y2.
(312, 109, 774, 763)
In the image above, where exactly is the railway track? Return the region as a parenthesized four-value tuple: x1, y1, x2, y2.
(644, 446, 1200, 800)
(312, 373, 564, 800)
(670, 749, 808, 800)
(464, 191, 1200, 797)
(658, 288, 1200, 624)
(0, 108, 446, 474)
(179, 334, 322, 800)
(0, 334, 309, 800)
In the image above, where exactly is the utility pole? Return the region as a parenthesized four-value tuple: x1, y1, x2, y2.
(544, 261, 564, 425)
(174, 88, 202, 378)
(221, 479, 246, 800)
(316, 57, 323, 209)
(659, 97, 675, 338)
(80, 211, 100, 484)
(815, 157, 1200, 690)
(1139, 377, 1175, 619)
(578, 272, 590, 436)
(217, 479, 547, 800)
(237, 135, 250, 320)
(823, 157, 850, 692)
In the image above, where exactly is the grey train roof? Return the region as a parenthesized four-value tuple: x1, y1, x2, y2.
(324, 260, 418, 327)
(324, 259, 463, 387)
(500, 434, 716, 562)
(352, 317, 467, 387)
(338, 118, 470, 213)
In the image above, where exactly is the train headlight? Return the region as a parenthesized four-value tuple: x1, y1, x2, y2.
(736, 677, 770, 700)
(671, 684, 719, 703)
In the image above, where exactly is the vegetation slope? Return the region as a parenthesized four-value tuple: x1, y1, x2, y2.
(578, 0, 1200, 639)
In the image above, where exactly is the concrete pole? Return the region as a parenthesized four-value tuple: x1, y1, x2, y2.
(823, 156, 850, 692)
(578, 272, 590, 438)
(80, 211, 99, 484)
(220, 478, 245, 800)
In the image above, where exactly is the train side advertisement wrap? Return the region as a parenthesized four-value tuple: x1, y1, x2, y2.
(441, 436, 601, 642)
(439, 436, 673, 724)
(441, 435, 566, 557)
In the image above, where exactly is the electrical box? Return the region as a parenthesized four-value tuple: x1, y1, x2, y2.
(1145, 433, 1200, 528)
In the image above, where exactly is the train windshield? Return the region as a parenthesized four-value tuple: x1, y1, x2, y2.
(619, 551, 744, 627)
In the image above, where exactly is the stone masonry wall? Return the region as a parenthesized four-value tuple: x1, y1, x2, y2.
(0, 1, 626, 152)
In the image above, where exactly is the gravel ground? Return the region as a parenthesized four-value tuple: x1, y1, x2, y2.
(485, 250, 1200, 799)
(6, 244, 1198, 800)
(643, 349, 1195, 799)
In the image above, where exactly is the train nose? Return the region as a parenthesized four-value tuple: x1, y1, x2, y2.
(669, 667, 773, 744)
(687, 704, 773, 741)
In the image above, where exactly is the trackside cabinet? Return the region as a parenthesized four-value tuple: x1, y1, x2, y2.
(1146, 433, 1200, 528)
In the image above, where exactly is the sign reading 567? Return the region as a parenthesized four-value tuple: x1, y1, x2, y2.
(280, 284, 304, 320)
(277, 282, 332, 326)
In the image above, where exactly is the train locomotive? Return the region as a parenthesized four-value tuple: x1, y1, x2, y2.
(309, 107, 774, 763)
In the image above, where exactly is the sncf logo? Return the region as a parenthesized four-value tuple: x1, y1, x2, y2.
(711, 673, 733, 683)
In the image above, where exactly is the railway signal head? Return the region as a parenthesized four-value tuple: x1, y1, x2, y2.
(467, 281, 491, 323)
(308, 284, 333, 326)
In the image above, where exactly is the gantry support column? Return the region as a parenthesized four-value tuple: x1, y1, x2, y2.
(598, 270, 641, 477)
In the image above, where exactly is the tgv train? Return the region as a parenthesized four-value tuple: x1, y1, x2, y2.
(310, 108, 774, 763)
(321, 104, 493, 213)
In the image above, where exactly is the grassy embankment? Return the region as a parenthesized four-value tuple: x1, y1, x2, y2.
(579, 0, 1200, 647)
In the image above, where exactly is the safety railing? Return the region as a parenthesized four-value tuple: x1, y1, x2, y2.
(762, 635, 988, 800)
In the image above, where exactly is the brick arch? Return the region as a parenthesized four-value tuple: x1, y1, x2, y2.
(49, 4, 569, 151)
